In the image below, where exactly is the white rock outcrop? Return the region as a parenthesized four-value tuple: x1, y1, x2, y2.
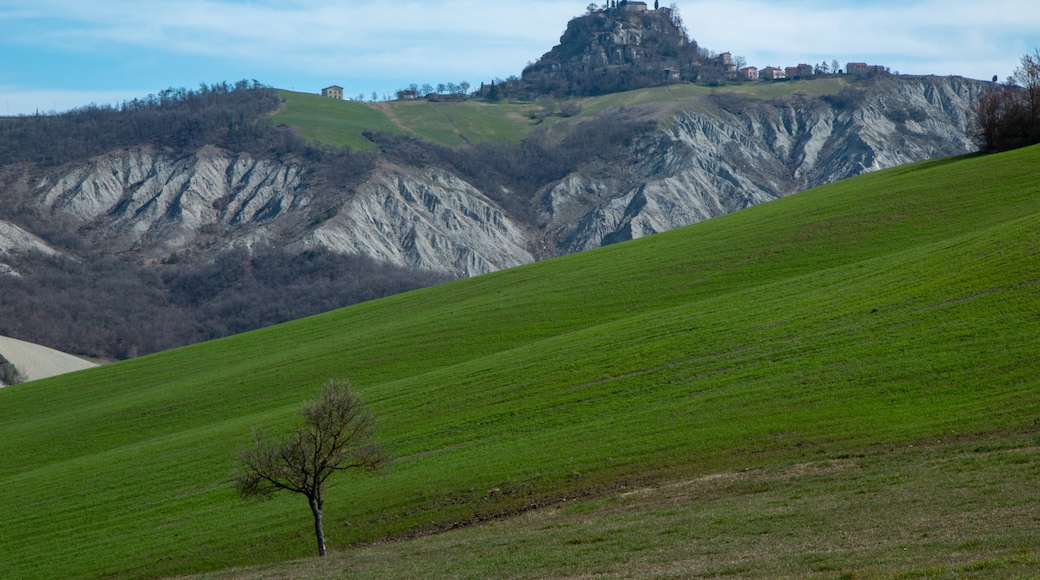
(0, 220, 62, 258)
(33, 146, 306, 257)
(0, 220, 64, 277)
(297, 167, 534, 276)
(26, 149, 535, 275)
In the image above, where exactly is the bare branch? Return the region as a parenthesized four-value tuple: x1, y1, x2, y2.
(232, 379, 391, 556)
(970, 49, 1040, 152)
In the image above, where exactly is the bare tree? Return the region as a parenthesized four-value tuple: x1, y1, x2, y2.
(234, 379, 390, 556)
(971, 49, 1040, 152)
(1014, 49, 1040, 130)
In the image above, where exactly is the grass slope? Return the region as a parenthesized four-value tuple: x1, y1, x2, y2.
(269, 90, 542, 149)
(270, 79, 848, 149)
(193, 439, 1040, 579)
(2, 146, 1040, 578)
(268, 90, 406, 151)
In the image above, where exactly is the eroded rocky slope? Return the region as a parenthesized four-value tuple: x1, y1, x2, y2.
(0, 75, 988, 361)
(543, 76, 983, 253)
(6, 76, 983, 278)
(12, 147, 534, 276)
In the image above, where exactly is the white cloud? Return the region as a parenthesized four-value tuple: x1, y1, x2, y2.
(681, 0, 1040, 79)
(4, 0, 1039, 113)
(7, 0, 580, 78)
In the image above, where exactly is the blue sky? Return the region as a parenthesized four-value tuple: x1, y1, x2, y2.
(1, 0, 1038, 115)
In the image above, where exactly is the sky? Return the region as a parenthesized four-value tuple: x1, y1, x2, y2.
(1, 0, 1038, 116)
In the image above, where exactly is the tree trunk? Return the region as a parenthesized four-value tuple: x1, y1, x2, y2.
(309, 495, 326, 556)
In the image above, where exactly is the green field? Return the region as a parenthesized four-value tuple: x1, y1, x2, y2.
(268, 90, 407, 150)
(269, 90, 543, 149)
(2, 145, 1039, 578)
(270, 78, 849, 150)
(192, 439, 1040, 579)
(383, 99, 541, 146)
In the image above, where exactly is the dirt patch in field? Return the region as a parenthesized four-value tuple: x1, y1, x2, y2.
(0, 335, 97, 385)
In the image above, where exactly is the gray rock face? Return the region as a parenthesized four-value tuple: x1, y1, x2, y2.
(521, 7, 697, 88)
(295, 166, 534, 276)
(24, 147, 534, 275)
(0, 220, 62, 258)
(32, 145, 307, 257)
(543, 76, 984, 252)
(13, 76, 984, 277)
(0, 220, 64, 277)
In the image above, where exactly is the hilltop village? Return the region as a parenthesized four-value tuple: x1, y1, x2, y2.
(715, 52, 889, 82)
(320, 1, 889, 102)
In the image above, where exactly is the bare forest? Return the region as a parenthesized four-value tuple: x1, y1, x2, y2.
(0, 84, 447, 360)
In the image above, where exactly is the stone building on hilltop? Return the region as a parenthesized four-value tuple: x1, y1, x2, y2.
(846, 63, 888, 76)
(785, 64, 814, 79)
(321, 86, 343, 100)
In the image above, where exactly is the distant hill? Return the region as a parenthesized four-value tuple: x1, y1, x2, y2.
(507, 3, 706, 98)
(2, 144, 1038, 578)
(0, 73, 987, 360)
(0, 85, 448, 360)
(0, 0, 992, 361)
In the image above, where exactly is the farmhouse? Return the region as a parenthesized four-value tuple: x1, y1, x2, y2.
(785, 64, 814, 79)
(321, 86, 343, 100)
(739, 66, 758, 80)
(715, 52, 738, 75)
(760, 66, 785, 80)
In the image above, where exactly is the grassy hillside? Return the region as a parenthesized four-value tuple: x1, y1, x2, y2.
(268, 90, 406, 151)
(194, 438, 1040, 579)
(270, 90, 543, 149)
(270, 79, 848, 150)
(2, 145, 1040, 578)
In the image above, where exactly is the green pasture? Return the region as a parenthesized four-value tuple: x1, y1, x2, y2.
(192, 438, 1040, 579)
(269, 90, 541, 149)
(270, 78, 850, 150)
(268, 90, 405, 151)
(2, 146, 1039, 578)
(566, 77, 847, 118)
(384, 100, 540, 146)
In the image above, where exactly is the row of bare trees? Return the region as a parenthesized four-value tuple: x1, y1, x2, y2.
(0, 247, 449, 361)
(0, 82, 281, 166)
(971, 51, 1040, 153)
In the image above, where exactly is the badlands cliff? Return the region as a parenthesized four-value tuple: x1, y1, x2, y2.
(4, 76, 984, 279)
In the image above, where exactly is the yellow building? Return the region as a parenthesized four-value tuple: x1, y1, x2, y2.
(321, 85, 343, 100)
